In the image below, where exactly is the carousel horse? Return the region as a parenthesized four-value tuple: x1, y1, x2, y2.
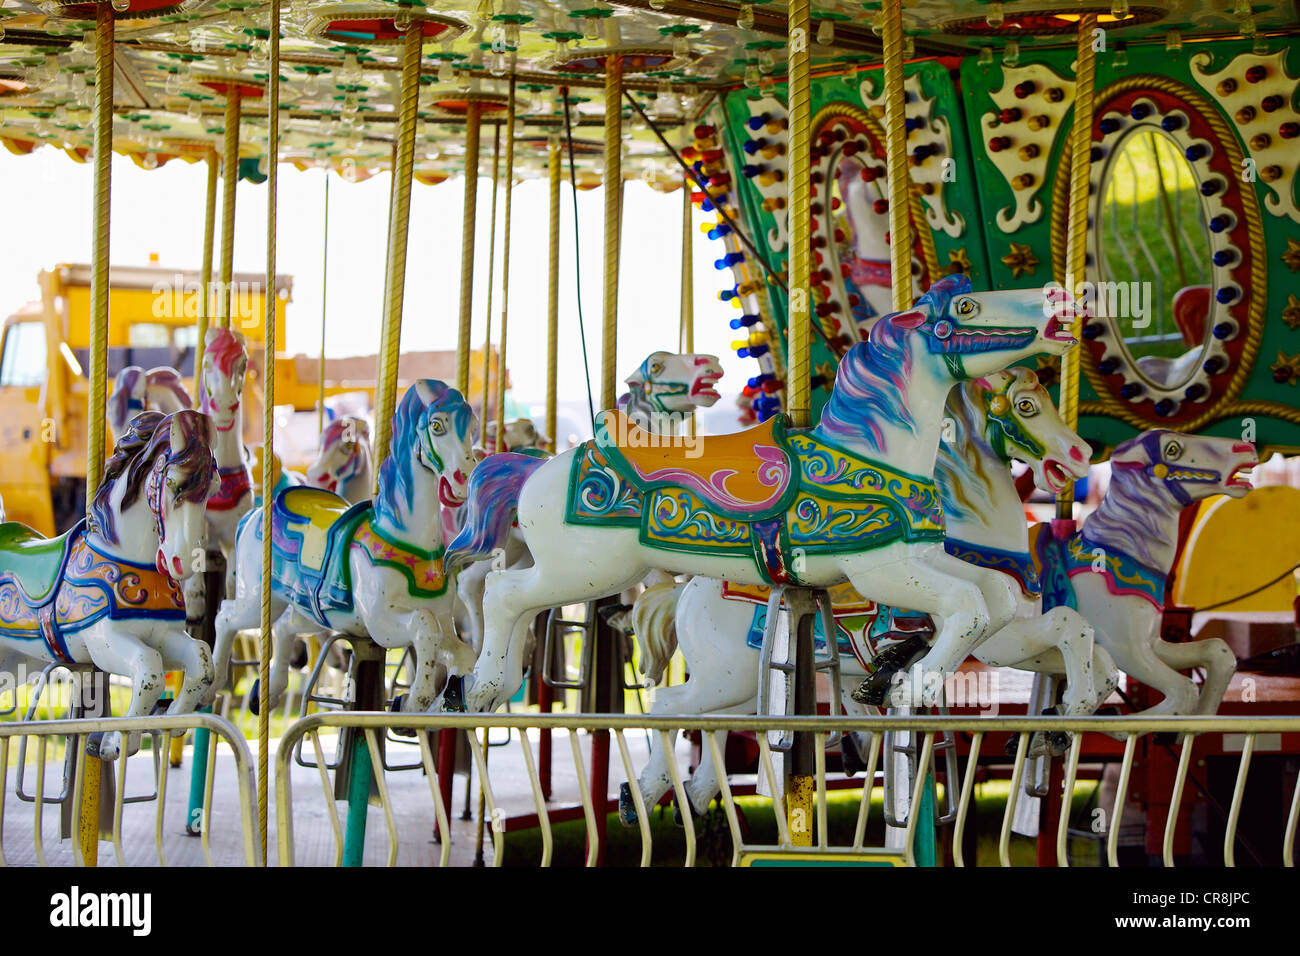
(182, 328, 252, 634)
(453, 351, 726, 655)
(620, 368, 1115, 822)
(1034, 430, 1255, 718)
(448, 273, 1078, 713)
(208, 380, 479, 713)
(0, 410, 218, 759)
(107, 366, 193, 442)
(835, 159, 921, 336)
(305, 415, 373, 503)
(482, 418, 549, 456)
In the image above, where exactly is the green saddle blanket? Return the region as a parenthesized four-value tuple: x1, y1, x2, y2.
(0, 521, 78, 605)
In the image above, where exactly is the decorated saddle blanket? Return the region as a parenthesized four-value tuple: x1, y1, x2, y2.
(943, 537, 1041, 598)
(1029, 524, 1166, 612)
(567, 414, 944, 586)
(209, 464, 253, 512)
(0, 521, 185, 663)
(721, 580, 878, 668)
(265, 486, 449, 630)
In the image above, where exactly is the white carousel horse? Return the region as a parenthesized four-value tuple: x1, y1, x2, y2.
(0, 410, 218, 759)
(620, 368, 1116, 821)
(182, 328, 252, 634)
(1042, 430, 1255, 718)
(447, 274, 1078, 713)
(482, 418, 549, 456)
(453, 352, 724, 657)
(107, 366, 193, 442)
(304, 415, 373, 503)
(835, 158, 921, 337)
(208, 380, 478, 713)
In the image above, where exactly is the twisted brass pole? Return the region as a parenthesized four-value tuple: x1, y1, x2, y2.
(882, 0, 912, 316)
(80, 0, 116, 869)
(680, 179, 695, 437)
(318, 174, 329, 433)
(372, 23, 424, 479)
(495, 78, 517, 449)
(1056, 15, 1098, 519)
(601, 56, 623, 413)
(194, 146, 219, 389)
(785, 0, 811, 429)
(545, 139, 561, 453)
(216, 84, 241, 328)
(479, 124, 502, 445)
(456, 102, 482, 397)
(257, 0, 281, 865)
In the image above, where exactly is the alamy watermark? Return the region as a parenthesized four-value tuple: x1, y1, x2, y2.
(1043, 275, 1153, 329)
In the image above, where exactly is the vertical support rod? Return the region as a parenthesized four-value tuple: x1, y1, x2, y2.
(680, 180, 695, 436)
(318, 173, 330, 432)
(371, 23, 424, 481)
(216, 85, 242, 329)
(601, 55, 623, 412)
(495, 78, 517, 449)
(784, 0, 811, 427)
(257, 0, 281, 866)
(881, 0, 912, 315)
(479, 124, 502, 445)
(544, 139, 561, 453)
(456, 102, 482, 397)
(80, 0, 116, 869)
(194, 147, 219, 385)
(1056, 15, 1097, 519)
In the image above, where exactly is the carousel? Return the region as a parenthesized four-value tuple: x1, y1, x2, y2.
(0, 0, 1297, 868)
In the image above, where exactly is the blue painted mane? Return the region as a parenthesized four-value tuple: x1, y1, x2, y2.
(375, 380, 473, 531)
(814, 273, 971, 454)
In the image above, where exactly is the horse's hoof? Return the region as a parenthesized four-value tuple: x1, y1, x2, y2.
(1004, 735, 1020, 758)
(388, 695, 417, 737)
(842, 737, 866, 777)
(442, 676, 466, 714)
(248, 679, 261, 716)
(85, 732, 106, 759)
(1046, 731, 1071, 757)
(618, 783, 638, 828)
(852, 670, 895, 707)
(289, 638, 309, 670)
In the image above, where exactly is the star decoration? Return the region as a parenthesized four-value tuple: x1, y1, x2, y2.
(948, 247, 971, 275)
(1034, 353, 1061, 388)
(1284, 238, 1300, 273)
(1272, 350, 1300, 386)
(1001, 242, 1039, 278)
(1283, 294, 1300, 331)
(814, 361, 837, 392)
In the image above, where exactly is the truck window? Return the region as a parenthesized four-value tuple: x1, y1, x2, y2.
(0, 321, 48, 387)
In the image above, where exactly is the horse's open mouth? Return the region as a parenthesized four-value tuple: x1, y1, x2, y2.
(1226, 463, 1255, 489)
(439, 476, 465, 507)
(1042, 459, 1073, 492)
(1042, 316, 1077, 344)
(691, 374, 722, 401)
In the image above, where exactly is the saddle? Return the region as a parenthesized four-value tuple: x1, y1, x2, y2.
(598, 408, 798, 521)
(271, 486, 372, 627)
(0, 521, 79, 607)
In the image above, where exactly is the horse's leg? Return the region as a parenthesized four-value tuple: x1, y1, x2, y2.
(368, 606, 469, 712)
(267, 608, 314, 710)
(845, 553, 993, 708)
(157, 628, 214, 732)
(456, 558, 490, 657)
(977, 607, 1098, 716)
(81, 622, 165, 760)
(1152, 637, 1237, 716)
(1100, 628, 1197, 717)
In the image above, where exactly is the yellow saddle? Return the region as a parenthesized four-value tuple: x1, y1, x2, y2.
(598, 409, 797, 520)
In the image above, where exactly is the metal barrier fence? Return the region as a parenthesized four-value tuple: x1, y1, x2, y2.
(275, 713, 1300, 868)
(0, 713, 260, 866)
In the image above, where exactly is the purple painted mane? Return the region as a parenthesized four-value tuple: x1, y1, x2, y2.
(1082, 434, 1183, 571)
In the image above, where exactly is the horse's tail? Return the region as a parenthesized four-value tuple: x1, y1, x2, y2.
(628, 580, 683, 684)
(445, 453, 546, 568)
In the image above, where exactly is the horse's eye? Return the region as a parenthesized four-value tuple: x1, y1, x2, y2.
(1016, 399, 1036, 415)
(650, 362, 664, 376)
(430, 420, 446, 436)
(1164, 441, 1182, 460)
(956, 298, 976, 316)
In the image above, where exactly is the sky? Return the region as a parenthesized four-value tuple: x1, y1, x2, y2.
(0, 145, 759, 437)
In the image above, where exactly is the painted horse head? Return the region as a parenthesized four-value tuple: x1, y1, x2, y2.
(199, 328, 248, 434)
(483, 418, 548, 455)
(91, 409, 219, 581)
(937, 368, 1092, 520)
(307, 416, 373, 500)
(375, 380, 477, 532)
(108, 366, 193, 441)
(622, 351, 724, 429)
(817, 274, 1077, 456)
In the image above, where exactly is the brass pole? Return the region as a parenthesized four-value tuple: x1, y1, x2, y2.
(216, 84, 242, 329)
(371, 23, 425, 479)
(545, 139, 561, 453)
(601, 56, 623, 412)
(495, 78, 517, 449)
(456, 102, 482, 397)
(193, 146, 219, 389)
(80, 0, 116, 869)
(882, 0, 913, 316)
(1056, 15, 1098, 519)
(680, 180, 695, 437)
(479, 124, 502, 445)
(318, 173, 329, 432)
(785, 0, 812, 429)
(257, 0, 282, 864)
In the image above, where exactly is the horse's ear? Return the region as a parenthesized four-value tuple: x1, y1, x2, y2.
(170, 416, 187, 457)
(889, 310, 927, 330)
(1111, 433, 1156, 470)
